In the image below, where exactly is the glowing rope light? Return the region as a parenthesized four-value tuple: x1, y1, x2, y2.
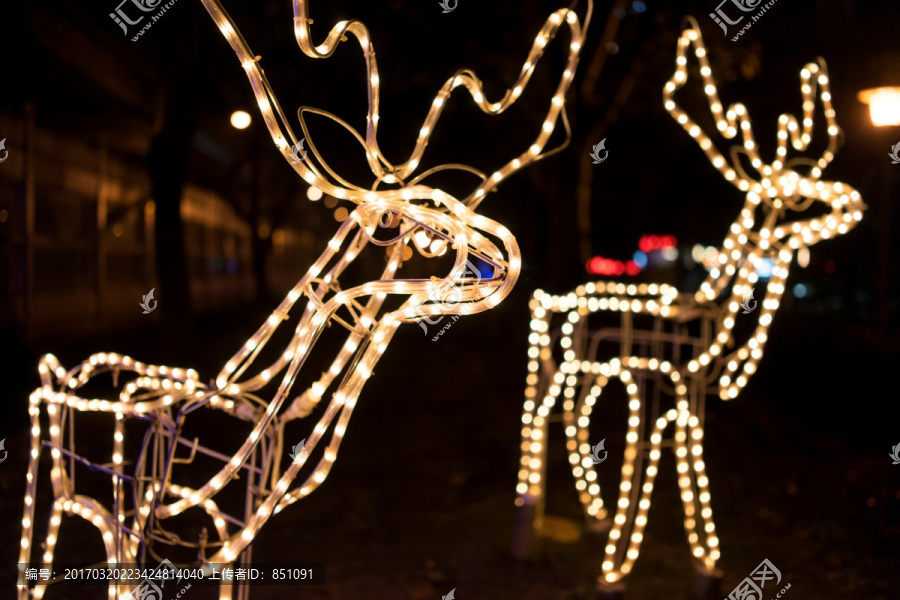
(513, 15, 864, 592)
(18, 2, 593, 599)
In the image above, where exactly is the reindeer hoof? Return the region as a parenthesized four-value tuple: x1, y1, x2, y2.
(690, 567, 723, 600)
(586, 516, 612, 536)
(595, 581, 625, 600)
(510, 503, 541, 561)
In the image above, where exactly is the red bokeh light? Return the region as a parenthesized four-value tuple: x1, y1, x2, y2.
(587, 256, 640, 276)
(638, 234, 677, 253)
(625, 260, 640, 275)
(586, 234, 675, 275)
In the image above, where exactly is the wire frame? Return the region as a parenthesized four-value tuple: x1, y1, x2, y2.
(18, 2, 595, 599)
(512, 14, 864, 592)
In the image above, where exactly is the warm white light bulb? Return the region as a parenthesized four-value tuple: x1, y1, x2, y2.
(230, 110, 252, 129)
(307, 186, 324, 201)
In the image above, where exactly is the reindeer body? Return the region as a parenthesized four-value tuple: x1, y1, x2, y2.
(18, 1, 594, 598)
(512, 16, 864, 597)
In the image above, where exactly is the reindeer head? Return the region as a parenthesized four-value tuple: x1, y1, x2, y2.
(198, 0, 594, 343)
(666, 17, 865, 399)
(665, 16, 864, 280)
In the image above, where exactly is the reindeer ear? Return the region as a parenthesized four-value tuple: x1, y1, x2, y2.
(664, 16, 762, 193)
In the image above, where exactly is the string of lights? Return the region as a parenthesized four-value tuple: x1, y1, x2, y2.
(513, 14, 864, 594)
(18, 1, 594, 599)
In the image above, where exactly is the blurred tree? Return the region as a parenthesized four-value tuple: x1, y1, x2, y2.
(147, 1, 212, 350)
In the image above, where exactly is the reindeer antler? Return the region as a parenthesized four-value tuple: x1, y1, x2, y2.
(201, 0, 592, 209)
(664, 16, 842, 196)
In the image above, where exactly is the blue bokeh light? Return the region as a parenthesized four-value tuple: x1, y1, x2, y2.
(632, 250, 648, 269)
(472, 257, 493, 279)
(757, 258, 774, 279)
(632, 1, 647, 13)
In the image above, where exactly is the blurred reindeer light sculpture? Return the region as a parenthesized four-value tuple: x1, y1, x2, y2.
(512, 15, 864, 599)
(18, 1, 594, 598)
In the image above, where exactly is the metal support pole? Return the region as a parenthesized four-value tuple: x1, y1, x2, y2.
(97, 135, 108, 328)
(24, 102, 35, 341)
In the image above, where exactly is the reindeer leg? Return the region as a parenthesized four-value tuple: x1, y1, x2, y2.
(595, 360, 699, 598)
(594, 365, 644, 599)
(512, 366, 563, 560)
(568, 367, 609, 530)
(677, 413, 722, 599)
(18, 389, 45, 599)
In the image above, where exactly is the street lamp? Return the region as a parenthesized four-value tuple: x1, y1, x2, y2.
(858, 87, 900, 126)
(858, 86, 900, 328)
(230, 110, 252, 129)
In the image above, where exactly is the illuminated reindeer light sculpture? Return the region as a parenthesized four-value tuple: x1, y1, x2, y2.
(18, 1, 594, 598)
(511, 16, 864, 599)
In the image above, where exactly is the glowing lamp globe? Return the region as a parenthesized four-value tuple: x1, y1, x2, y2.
(858, 87, 900, 126)
(230, 110, 252, 129)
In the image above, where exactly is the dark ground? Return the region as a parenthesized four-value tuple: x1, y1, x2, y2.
(1, 287, 898, 600)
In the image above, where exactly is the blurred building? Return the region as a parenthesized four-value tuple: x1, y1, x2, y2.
(0, 2, 321, 343)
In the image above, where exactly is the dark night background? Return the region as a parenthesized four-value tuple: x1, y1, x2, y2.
(1, 0, 898, 599)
